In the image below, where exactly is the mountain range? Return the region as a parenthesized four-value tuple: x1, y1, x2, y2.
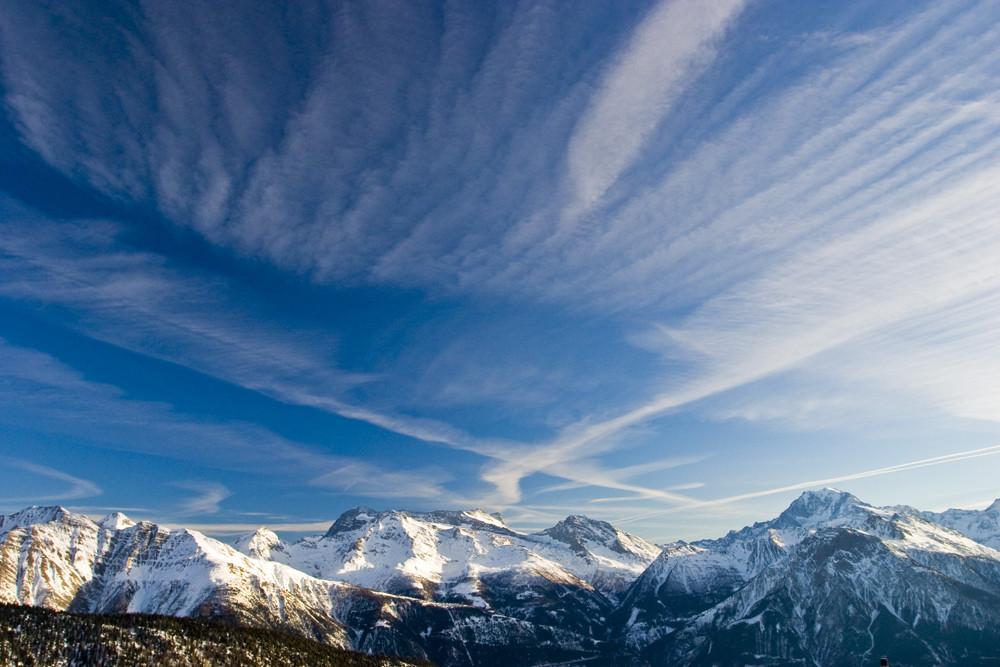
(3, 489, 1000, 665)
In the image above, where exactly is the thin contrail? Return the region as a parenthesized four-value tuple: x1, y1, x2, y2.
(616, 444, 1000, 524)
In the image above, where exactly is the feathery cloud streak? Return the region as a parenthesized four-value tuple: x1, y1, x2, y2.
(616, 445, 1000, 524)
(566, 0, 746, 210)
(0, 459, 102, 502)
(0, 338, 461, 510)
(473, 1, 1000, 502)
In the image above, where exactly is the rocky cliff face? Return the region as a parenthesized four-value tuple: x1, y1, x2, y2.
(619, 489, 1000, 665)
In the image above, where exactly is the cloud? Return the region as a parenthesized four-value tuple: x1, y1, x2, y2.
(704, 288, 1000, 430)
(0, 1, 605, 291)
(467, 1, 999, 314)
(3, 0, 1000, 528)
(615, 444, 1000, 524)
(501, 159, 1000, 493)
(0, 201, 698, 509)
(0, 199, 485, 452)
(532, 455, 705, 497)
(0, 459, 102, 502)
(172, 481, 231, 516)
(471, 3, 1000, 502)
(0, 337, 464, 507)
(309, 461, 454, 502)
(565, 0, 746, 210)
(2, 1, 997, 315)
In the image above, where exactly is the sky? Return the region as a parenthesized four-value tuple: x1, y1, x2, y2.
(2, 0, 1000, 544)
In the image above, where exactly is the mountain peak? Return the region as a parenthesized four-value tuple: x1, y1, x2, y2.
(323, 506, 516, 539)
(1, 506, 75, 535)
(98, 512, 135, 530)
(540, 515, 636, 557)
(324, 506, 379, 537)
(774, 488, 867, 528)
(234, 526, 286, 560)
(16, 505, 71, 521)
(543, 514, 615, 537)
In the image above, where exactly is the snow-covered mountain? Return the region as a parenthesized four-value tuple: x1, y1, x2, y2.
(233, 506, 659, 639)
(5, 491, 1000, 666)
(620, 489, 1000, 665)
(0, 504, 653, 665)
(918, 498, 1000, 550)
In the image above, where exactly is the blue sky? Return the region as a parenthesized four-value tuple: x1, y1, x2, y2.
(2, 0, 1000, 543)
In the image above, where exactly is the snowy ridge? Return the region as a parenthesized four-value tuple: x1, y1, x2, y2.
(918, 499, 1000, 550)
(237, 505, 662, 639)
(620, 488, 1000, 665)
(246, 506, 661, 610)
(233, 527, 288, 561)
(5, 490, 1000, 666)
(0, 505, 644, 665)
(0, 506, 107, 609)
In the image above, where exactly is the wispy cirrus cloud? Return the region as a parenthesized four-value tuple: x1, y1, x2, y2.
(564, 0, 746, 211)
(453, 1, 1000, 505)
(0, 200, 476, 449)
(522, 1, 1000, 312)
(309, 461, 454, 502)
(0, 337, 465, 507)
(3, 0, 1000, 536)
(0, 1, 622, 289)
(484, 159, 1000, 504)
(172, 481, 231, 516)
(0, 459, 101, 502)
(0, 199, 693, 510)
(3, 1, 996, 313)
(615, 444, 1000, 525)
(0, 201, 685, 513)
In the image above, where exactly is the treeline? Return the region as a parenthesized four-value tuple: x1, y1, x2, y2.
(0, 604, 435, 667)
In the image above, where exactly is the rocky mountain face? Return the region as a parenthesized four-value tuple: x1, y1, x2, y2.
(919, 498, 1000, 550)
(619, 489, 1000, 665)
(237, 506, 659, 641)
(4, 490, 1000, 666)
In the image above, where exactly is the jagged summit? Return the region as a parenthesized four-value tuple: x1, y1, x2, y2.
(98, 512, 135, 530)
(540, 515, 626, 555)
(545, 514, 616, 532)
(323, 505, 379, 537)
(323, 505, 513, 539)
(0, 505, 73, 533)
(621, 488, 1000, 665)
(427, 508, 508, 529)
(773, 488, 867, 528)
(234, 526, 287, 560)
(917, 496, 1000, 550)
